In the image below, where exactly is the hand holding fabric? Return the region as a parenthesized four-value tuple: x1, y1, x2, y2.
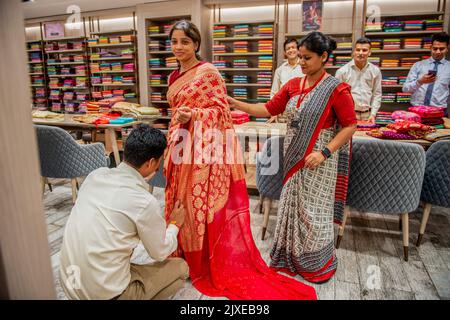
(176, 106, 192, 124)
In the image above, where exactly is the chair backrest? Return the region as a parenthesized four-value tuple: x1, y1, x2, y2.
(421, 140, 450, 208)
(256, 136, 285, 199)
(35, 125, 107, 178)
(347, 139, 426, 214)
(148, 157, 166, 188)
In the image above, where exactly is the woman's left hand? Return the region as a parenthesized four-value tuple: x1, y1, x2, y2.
(176, 106, 192, 124)
(304, 151, 326, 169)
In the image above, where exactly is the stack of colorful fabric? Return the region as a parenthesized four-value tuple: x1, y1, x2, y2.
(233, 59, 249, 68)
(51, 102, 62, 112)
(111, 62, 123, 72)
(122, 76, 135, 85)
(31, 75, 44, 85)
(386, 121, 436, 139)
(257, 72, 272, 85)
(325, 54, 335, 67)
(408, 106, 445, 125)
(391, 110, 421, 122)
(149, 41, 164, 51)
(148, 25, 161, 35)
(233, 41, 248, 53)
(50, 89, 61, 100)
(121, 48, 134, 59)
(423, 37, 432, 49)
(149, 58, 164, 68)
(64, 79, 76, 88)
(371, 39, 382, 50)
(163, 25, 172, 34)
(258, 56, 273, 69)
(404, 20, 424, 31)
(337, 42, 352, 50)
(258, 40, 273, 53)
(29, 52, 42, 62)
(165, 40, 171, 51)
(381, 59, 399, 68)
(257, 88, 271, 102)
(401, 57, 420, 67)
(232, 75, 248, 84)
(213, 60, 228, 68)
(213, 25, 227, 38)
(150, 74, 164, 85)
(383, 20, 403, 32)
(374, 112, 399, 128)
(256, 24, 273, 37)
(404, 38, 422, 49)
(396, 92, 411, 103)
(382, 93, 396, 103)
(230, 110, 250, 124)
(123, 63, 135, 72)
(365, 22, 383, 32)
(165, 57, 178, 68)
(120, 35, 133, 43)
(335, 56, 352, 67)
(424, 20, 443, 31)
(233, 88, 248, 100)
(109, 36, 120, 44)
(233, 24, 249, 37)
(368, 57, 381, 67)
(356, 120, 380, 131)
(150, 92, 164, 102)
(382, 76, 398, 85)
(220, 72, 230, 83)
(124, 91, 136, 99)
(383, 38, 401, 50)
(213, 44, 228, 53)
(398, 76, 407, 85)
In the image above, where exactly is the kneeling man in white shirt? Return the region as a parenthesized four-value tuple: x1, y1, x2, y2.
(60, 124, 188, 300)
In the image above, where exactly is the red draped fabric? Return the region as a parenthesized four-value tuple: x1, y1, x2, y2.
(164, 62, 317, 300)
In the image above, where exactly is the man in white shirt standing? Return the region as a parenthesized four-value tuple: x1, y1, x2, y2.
(267, 38, 304, 123)
(403, 32, 450, 117)
(60, 124, 188, 300)
(335, 37, 382, 123)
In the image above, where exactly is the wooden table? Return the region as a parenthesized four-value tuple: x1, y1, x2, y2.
(32, 115, 140, 165)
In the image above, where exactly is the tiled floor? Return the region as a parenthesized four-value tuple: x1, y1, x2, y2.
(45, 179, 450, 300)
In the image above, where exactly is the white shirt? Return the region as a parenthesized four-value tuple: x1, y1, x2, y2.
(270, 58, 304, 98)
(402, 57, 450, 108)
(59, 162, 179, 300)
(335, 60, 382, 117)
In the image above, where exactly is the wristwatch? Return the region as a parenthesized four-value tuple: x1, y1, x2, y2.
(321, 147, 332, 159)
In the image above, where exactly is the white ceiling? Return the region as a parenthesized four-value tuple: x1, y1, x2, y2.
(22, 0, 163, 19)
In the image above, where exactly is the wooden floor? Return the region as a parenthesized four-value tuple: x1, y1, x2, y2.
(44, 179, 450, 300)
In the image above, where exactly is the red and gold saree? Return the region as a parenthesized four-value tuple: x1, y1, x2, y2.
(164, 62, 316, 300)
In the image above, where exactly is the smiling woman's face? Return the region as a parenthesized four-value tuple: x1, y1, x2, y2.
(171, 29, 198, 62)
(298, 45, 326, 75)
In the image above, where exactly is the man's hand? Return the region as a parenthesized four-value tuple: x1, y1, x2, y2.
(418, 74, 436, 85)
(168, 200, 185, 228)
(176, 106, 192, 124)
(304, 151, 326, 170)
(367, 115, 376, 124)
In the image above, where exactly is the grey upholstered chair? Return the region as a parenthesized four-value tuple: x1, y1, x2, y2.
(416, 140, 450, 246)
(256, 136, 285, 240)
(35, 125, 108, 203)
(337, 139, 426, 261)
(148, 158, 166, 193)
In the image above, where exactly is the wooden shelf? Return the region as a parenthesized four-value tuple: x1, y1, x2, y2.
(286, 31, 352, 37)
(27, 49, 42, 52)
(365, 30, 444, 36)
(380, 67, 411, 70)
(382, 85, 404, 88)
(28, 61, 44, 64)
(31, 84, 45, 87)
(43, 36, 86, 41)
(149, 67, 176, 71)
(47, 62, 86, 66)
(334, 50, 352, 54)
(148, 50, 173, 54)
(213, 52, 272, 56)
(148, 33, 170, 38)
(325, 66, 340, 69)
(213, 36, 274, 41)
(226, 83, 271, 87)
(90, 30, 135, 35)
(214, 20, 274, 26)
(90, 57, 134, 61)
(49, 87, 88, 90)
(149, 84, 168, 87)
(45, 49, 85, 54)
(367, 11, 444, 18)
(48, 74, 87, 77)
(151, 100, 169, 103)
(218, 68, 272, 72)
(371, 49, 430, 53)
(91, 83, 136, 87)
(91, 70, 136, 74)
(29, 72, 44, 75)
(88, 42, 134, 48)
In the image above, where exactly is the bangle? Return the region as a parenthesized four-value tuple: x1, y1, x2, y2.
(169, 220, 177, 226)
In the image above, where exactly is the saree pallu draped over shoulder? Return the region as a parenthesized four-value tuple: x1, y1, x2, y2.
(270, 76, 351, 283)
(163, 62, 317, 300)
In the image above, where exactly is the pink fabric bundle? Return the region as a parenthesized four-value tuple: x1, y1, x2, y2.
(408, 106, 445, 119)
(367, 129, 416, 140)
(231, 110, 250, 124)
(391, 110, 421, 123)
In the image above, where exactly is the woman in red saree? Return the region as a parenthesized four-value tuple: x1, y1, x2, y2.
(163, 20, 316, 300)
(228, 32, 357, 283)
